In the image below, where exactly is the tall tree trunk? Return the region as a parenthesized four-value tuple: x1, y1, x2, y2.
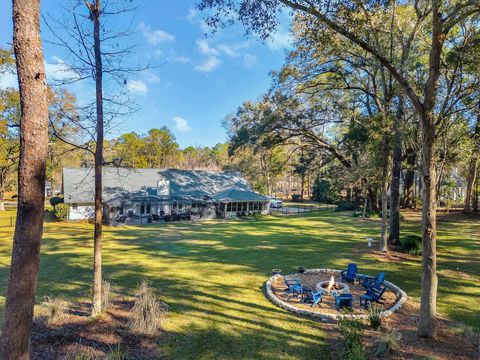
(418, 110, 438, 338)
(389, 96, 404, 245)
(403, 148, 416, 208)
(473, 166, 479, 214)
(300, 173, 305, 199)
(89, 0, 104, 317)
(417, 3, 445, 337)
(464, 109, 479, 213)
(464, 158, 478, 213)
(380, 133, 389, 252)
(1, 0, 49, 358)
(368, 186, 379, 212)
(0, 189, 5, 211)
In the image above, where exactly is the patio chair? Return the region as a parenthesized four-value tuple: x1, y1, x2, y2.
(332, 291, 353, 310)
(361, 272, 385, 292)
(282, 275, 303, 297)
(360, 286, 387, 309)
(341, 263, 358, 283)
(301, 285, 324, 307)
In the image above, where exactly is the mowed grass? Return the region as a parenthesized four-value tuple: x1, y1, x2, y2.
(0, 211, 479, 359)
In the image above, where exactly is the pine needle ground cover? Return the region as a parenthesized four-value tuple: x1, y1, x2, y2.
(0, 211, 478, 359)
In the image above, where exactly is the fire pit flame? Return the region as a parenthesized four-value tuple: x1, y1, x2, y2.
(327, 276, 335, 292)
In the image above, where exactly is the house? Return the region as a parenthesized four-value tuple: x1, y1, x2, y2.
(62, 168, 271, 222)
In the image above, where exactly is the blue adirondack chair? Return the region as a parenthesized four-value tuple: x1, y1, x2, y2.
(360, 286, 387, 309)
(282, 275, 303, 296)
(341, 263, 358, 283)
(361, 272, 385, 292)
(332, 291, 353, 310)
(301, 285, 324, 307)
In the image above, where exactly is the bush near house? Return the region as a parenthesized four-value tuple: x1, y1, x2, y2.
(49, 196, 64, 208)
(54, 203, 69, 221)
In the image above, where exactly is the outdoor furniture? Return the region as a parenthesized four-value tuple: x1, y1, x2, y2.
(360, 286, 387, 309)
(282, 275, 303, 297)
(301, 285, 324, 307)
(332, 291, 353, 310)
(341, 263, 358, 283)
(361, 272, 385, 292)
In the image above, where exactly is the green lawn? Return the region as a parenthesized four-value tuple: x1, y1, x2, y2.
(0, 211, 479, 359)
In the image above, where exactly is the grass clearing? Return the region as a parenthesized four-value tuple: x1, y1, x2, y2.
(0, 211, 478, 359)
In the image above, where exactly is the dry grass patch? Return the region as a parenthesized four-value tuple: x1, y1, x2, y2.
(40, 296, 69, 325)
(128, 281, 168, 336)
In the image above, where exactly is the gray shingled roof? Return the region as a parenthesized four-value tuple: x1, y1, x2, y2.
(211, 188, 270, 202)
(63, 168, 262, 204)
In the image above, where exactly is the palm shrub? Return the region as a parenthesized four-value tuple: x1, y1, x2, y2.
(338, 314, 365, 360)
(105, 344, 128, 360)
(368, 304, 385, 330)
(40, 296, 69, 325)
(375, 329, 402, 357)
(101, 279, 114, 312)
(128, 281, 168, 336)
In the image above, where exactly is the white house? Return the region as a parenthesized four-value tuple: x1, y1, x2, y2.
(62, 168, 271, 221)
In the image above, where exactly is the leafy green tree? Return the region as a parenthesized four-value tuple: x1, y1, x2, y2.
(197, 0, 480, 337)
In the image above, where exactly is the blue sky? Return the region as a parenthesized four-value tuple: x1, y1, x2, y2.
(0, 1, 292, 148)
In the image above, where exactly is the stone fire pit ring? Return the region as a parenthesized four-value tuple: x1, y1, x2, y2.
(265, 268, 407, 321)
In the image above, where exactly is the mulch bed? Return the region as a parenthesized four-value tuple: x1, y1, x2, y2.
(322, 298, 479, 360)
(30, 300, 160, 360)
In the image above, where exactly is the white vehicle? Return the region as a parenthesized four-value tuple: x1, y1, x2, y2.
(269, 198, 283, 208)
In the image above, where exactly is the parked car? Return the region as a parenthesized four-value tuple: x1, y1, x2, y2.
(269, 198, 283, 208)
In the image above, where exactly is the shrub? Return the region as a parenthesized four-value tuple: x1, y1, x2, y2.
(338, 314, 365, 359)
(105, 344, 128, 360)
(336, 200, 358, 211)
(54, 203, 70, 221)
(400, 234, 422, 255)
(101, 279, 114, 312)
(312, 178, 340, 204)
(41, 296, 69, 325)
(128, 281, 168, 336)
(368, 304, 385, 330)
(50, 196, 64, 208)
(62, 345, 96, 360)
(375, 329, 402, 357)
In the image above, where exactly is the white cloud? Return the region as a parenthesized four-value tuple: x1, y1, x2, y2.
(142, 70, 160, 84)
(0, 72, 18, 89)
(195, 56, 221, 73)
(218, 44, 239, 57)
(186, 7, 210, 33)
(267, 30, 293, 51)
(44, 56, 79, 82)
(242, 53, 258, 68)
(173, 116, 191, 133)
(196, 39, 219, 56)
(127, 80, 148, 94)
(139, 22, 175, 45)
(175, 56, 192, 64)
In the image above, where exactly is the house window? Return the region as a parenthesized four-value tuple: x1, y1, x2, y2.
(146, 204, 151, 214)
(140, 205, 145, 214)
(227, 203, 231, 212)
(119, 207, 124, 214)
(72, 203, 78, 210)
